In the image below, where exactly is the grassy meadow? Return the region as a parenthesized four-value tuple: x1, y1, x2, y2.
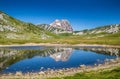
(0, 32, 120, 45)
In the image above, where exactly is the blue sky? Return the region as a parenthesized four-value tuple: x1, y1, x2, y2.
(0, 0, 120, 31)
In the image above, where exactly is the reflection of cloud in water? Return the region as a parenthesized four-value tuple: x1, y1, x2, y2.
(50, 48, 73, 61)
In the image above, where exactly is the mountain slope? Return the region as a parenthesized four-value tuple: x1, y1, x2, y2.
(37, 24, 63, 34)
(74, 24, 120, 35)
(0, 11, 57, 42)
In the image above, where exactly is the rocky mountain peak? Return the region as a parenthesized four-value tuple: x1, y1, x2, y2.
(50, 19, 73, 32)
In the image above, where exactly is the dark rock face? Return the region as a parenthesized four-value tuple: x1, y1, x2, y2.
(50, 19, 73, 33)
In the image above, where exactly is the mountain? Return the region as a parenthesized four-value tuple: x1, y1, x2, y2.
(74, 24, 120, 35)
(0, 47, 72, 71)
(0, 11, 56, 42)
(0, 11, 120, 45)
(37, 19, 73, 34)
(37, 24, 62, 34)
(50, 19, 73, 32)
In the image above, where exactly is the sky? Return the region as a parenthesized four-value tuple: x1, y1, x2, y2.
(0, 0, 120, 31)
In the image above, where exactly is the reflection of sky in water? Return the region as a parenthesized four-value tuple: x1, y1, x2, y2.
(1, 46, 119, 74)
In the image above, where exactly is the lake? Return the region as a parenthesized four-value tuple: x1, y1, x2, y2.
(0, 46, 120, 74)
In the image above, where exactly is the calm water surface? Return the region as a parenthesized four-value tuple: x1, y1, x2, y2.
(0, 46, 120, 74)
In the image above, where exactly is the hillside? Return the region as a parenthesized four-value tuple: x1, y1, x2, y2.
(74, 24, 120, 35)
(37, 24, 63, 34)
(0, 11, 57, 44)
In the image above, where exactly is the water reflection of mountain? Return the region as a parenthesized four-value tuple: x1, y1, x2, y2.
(74, 47, 120, 57)
(50, 48, 73, 61)
(0, 47, 73, 71)
(0, 46, 120, 72)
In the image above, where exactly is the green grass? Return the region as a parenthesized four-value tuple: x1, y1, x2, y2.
(48, 67, 120, 79)
(52, 32, 120, 45)
(0, 32, 120, 45)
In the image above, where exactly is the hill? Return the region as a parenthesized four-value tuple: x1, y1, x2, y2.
(0, 11, 57, 44)
(73, 24, 120, 35)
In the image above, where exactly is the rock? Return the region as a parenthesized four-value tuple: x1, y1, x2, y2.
(98, 64, 102, 67)
(0, 25, 18, 32)
(38, 71, 45, 75)
(50, 19, 73, 33)
(40, 67, 44, 70)
(15, 72, 22, 76)
(0, 13, 3, 20)
(8, 73, 13, 75)
(110, 59, 116, 63)
(80, 64, 86, 68)
(73, 32, 84, 35)
(58, 70, 64, 74)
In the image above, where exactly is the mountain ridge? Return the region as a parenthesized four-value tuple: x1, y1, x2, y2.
(73, 24, 120, 35)
(37, 19, 73, 34)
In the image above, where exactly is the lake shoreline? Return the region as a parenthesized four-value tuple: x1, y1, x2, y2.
(0, 43, 120, 79)
(1, 58, 120, 79)
(0, 43, 120, 48)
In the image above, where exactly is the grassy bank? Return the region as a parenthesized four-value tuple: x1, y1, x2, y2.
(48, 67, 120, 79)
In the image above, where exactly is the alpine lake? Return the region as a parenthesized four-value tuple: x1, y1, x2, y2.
(0, 45, 120, 74)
